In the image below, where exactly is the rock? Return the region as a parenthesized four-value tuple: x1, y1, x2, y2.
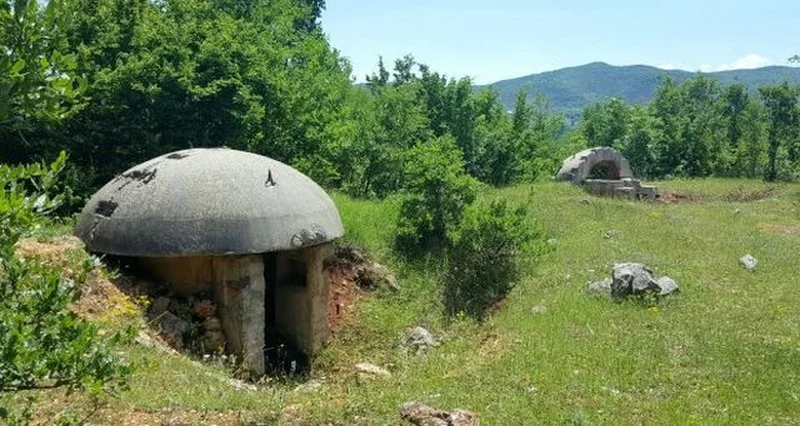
(203, 330, 226, 352)
(602, 230, 620, 239)
(587, 278, 613, 296)
(359, 262, 399, 291)
(740, 254, 757, 271)
(355, 362, 391, 378)
(546, 238, 557, 246)
(294, 379, 323, 393)
(404, 326, 438, 351)
(611, 263, 659, 301)
(193, 299, 217, 319)
(148, 296, 171, 318)
(656, 276, 679, 296)
(154, 311, 189, 348)
(399, 401, 478, 426)
(203, 317, 222, 332)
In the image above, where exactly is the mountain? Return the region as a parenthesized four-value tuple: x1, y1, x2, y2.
(479, 62, 800, 118)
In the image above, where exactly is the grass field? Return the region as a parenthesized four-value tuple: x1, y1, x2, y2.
(11, 179, 800, 424)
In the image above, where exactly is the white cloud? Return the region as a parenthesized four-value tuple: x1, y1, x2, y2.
(730, 54, 772, 70)
(660, 54, 773, 72)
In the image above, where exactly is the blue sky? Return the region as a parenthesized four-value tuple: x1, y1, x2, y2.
(322, 0, 800, 84)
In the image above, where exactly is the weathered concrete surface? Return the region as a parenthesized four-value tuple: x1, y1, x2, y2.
(555, 147, 633, 183)
(584, 178, 658, 201)
(75, 148, 344, 256)
(213, 255, 266, 374)
(274, 243, 333, 356)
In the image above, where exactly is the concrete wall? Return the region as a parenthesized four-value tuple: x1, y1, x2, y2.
(138, 255, 214, 295)
(138, 243, 334, 374)
(274, 243, 333, 356)
(212, 255, 266, 374)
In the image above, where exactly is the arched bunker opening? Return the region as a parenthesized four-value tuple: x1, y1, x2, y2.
(587, 160, 621, 180)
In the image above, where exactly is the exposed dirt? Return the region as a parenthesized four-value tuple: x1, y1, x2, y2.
(658, 191, 702, 204)
(327, 263, 361, 334)
(15, 235, 84, 263)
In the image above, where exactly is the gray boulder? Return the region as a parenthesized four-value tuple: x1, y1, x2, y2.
(611, 263, 679, 301)
(154, 311, 189, 348)
(404, 326, 438, 352)
(656, 276, 679, 296)
(612, 263, 659, 300)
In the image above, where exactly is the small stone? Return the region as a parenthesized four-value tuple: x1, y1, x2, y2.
(148, 296, 171, 318)
(399, 401, 477, 426)
(193, 299, 217, 319)
(546, 238, 557, 246)
(203, 330, 226, 352)
(740, 254, 757, 271)
(404, 327, 437, 351)
(294, 380, 323, 393)
(656, 276, 679, 296)
(154, 311, 188, 348)
(359, 262, 400, 291)
(355, 362, 391, 378)
(602, 230, 620, 239)
(203, 317, 222, 332)
(587, 278, 613, 296)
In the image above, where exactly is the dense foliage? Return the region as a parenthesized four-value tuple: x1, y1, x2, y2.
(0, 155, 131, 421)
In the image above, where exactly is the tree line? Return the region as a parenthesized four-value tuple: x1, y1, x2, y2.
(2, 0, 800, 195)
(579, 76, 800, 181)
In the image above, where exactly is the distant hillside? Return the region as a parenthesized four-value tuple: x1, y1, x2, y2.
(479, 62, 800, 119)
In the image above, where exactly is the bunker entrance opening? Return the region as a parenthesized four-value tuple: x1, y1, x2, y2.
(587, 160, 621, 180)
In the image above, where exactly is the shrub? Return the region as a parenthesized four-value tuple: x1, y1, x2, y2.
(443, 200, 547, 319)
(0, 154, 132, 422)
(394, 136, 478, 253)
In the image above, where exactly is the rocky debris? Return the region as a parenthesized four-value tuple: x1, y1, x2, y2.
(332, 245, 399, 291)
(399, 401, 478, 426)
(355, 362, 391, 378)
(656, 277, 679, 295)
(740, 254, 757, 271)
(607, 263, 679, 301)
(202, 317, 226, 352)
(193, 299, 217, 319)
(587, 278, 613, 296)
(148, 296, 171, 318)
(404, 326, 438, 352)
(153, 311, 189, 347)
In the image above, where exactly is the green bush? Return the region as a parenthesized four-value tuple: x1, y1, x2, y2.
(443, 200, 547, 319)
(394, 136, 477, 253)
(0, 154, 132, 422)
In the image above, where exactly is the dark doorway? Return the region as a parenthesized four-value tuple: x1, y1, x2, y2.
(588, 160, 621, 180)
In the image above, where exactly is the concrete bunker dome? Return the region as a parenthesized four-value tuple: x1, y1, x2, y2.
(555, 147, 658, 200)
(75, 148, 344, 375)
(75, 147, 343, 256)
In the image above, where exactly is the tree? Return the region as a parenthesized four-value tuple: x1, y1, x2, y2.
(581, 98, 630, 148)
(759, 82, 798, 181)
(0, 0, 84, 164)
(395, 136, 477, 253)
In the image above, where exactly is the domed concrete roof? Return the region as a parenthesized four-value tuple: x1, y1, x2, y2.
(555, 147, 633, 183)
(75, 148, 343, 256)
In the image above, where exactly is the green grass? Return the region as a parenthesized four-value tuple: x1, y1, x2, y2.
(37, 180, 800, 424)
